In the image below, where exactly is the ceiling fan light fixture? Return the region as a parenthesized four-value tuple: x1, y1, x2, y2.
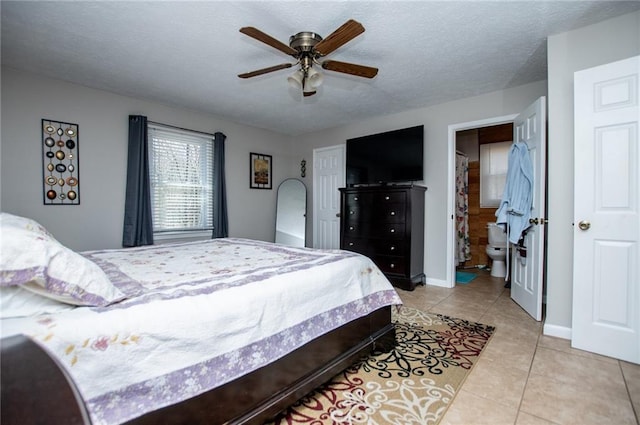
(289, 67, 321, 96)
(306, 67, 323, 89)
(302, 78, 317, 96)
(287, 69, 304, 89)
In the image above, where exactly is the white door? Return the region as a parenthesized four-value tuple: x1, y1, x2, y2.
(313, 145, 345, 249)
(510, 96, 547, 321)
(572, 56, 639, 363)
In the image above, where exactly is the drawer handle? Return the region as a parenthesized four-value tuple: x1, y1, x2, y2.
(349, 242, 354, 246)
(390, 229, 395, 233)
(354, 196, 358, 201)
(385, 196, 390, 200)
(349, 226, 354, 230)
(390, 211, 396, 216)
(390, 246, 395, 251)
(349, 211, 354, 215)
(390, 263, 395, 268)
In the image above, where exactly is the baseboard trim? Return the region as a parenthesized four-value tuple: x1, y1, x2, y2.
(425, 277, 450, 288)
(543, 323, 572, 340)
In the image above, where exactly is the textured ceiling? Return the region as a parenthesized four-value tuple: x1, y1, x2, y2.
(2, 1, 639, 136)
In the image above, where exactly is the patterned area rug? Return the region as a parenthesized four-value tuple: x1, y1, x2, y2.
(266, 306, 495, 425)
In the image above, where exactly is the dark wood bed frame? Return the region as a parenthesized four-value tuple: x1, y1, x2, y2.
(1, 306, 395, 425)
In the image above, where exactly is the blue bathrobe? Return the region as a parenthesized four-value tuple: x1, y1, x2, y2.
(495, 140, 533, 244)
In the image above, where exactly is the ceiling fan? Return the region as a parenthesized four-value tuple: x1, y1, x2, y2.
(238, 19, 378, 97)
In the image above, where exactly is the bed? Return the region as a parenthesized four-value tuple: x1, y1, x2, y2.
(0, 213, 401, 425)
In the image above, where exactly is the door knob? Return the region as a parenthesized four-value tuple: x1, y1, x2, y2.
(578, 220, 591, 231)
(529, 218, 539, 225)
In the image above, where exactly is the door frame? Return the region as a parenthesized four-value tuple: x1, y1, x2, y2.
(312, 144, 345, 249)
(446, 114, 517, 288)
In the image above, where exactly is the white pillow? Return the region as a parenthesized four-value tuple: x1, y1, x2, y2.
(0, 285, 75, 318)
(0, 212, 125, 306)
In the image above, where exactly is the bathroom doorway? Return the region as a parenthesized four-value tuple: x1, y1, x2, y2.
(445, 114, 517, 289)
(447, 98, 547, 321)
(455, 123, 513, 272)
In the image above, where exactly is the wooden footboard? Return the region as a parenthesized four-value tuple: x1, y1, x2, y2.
(1, 334, 91, 424)
(1, 306, 395, 425)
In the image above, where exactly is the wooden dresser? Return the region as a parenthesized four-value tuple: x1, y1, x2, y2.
(339, 185, 426, 291)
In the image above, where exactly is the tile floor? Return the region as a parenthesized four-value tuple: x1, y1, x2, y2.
(395, 270, 639, 425)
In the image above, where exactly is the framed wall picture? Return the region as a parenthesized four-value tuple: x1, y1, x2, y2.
(42, 118, 80, 205)
(250, 152, 272, 189)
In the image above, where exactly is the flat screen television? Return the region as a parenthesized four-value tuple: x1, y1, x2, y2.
(346, 125, 424, 187)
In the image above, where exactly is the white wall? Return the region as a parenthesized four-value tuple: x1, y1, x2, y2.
(1, 68, 297, 251)
(297, 80, 548, 284)
(545, 10, 640, 332)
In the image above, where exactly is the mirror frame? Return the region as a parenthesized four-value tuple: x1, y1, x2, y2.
(275, 178, 307, 247)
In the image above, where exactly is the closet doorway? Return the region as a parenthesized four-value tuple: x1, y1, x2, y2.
(455, 123, 513, 271)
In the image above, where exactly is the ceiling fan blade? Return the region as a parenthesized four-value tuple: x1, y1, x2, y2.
(238, 63, 293, 79)
(321, 60, 378, 78)
(239, 27, 298, 56)
(314, 19, 365, 56)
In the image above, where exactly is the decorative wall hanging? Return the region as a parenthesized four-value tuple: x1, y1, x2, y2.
(250, 152, 272, 189)
(42, 119, 80, 205)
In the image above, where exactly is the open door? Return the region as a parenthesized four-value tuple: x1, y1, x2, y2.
(572, 56, 639, 363)
(510, 97, 547, 321)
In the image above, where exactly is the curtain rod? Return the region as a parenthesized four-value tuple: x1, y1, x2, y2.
(148, 120, 218, 138)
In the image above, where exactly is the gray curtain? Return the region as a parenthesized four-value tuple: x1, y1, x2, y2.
(122, 115, 154, 247)
(212, 132, 228, 238)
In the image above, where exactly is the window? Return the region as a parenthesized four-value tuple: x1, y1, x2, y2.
(480, 141, 511, 207)
(148, 124, 214, 236)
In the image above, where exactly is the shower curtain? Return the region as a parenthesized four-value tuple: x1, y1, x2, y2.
(455, 152, 471, 265)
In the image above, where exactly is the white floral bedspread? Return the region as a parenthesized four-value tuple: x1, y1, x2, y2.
(1, 238, 401, 425)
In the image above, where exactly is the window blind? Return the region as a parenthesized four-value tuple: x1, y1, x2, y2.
(480, 141, 511, 208)
(148, 125, 214, 233)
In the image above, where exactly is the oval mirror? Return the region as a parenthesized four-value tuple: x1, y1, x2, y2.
(275, 178, 306, 247)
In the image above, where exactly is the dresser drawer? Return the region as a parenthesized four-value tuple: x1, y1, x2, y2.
(344, 222, 405, 239)
(345, 190, 406, 206)
(345, 192, 371, 205)
(374, 191, 406, 204)
(373, 255, 407, 275)
(343, 222, 361, 237)
(371, 240, 405, 256)
(341, 237, 371, 255)
(344, 205, 364, 222)
(370, 223, 405, 239)
(372, 203, 405, 223)
(344, 203, 405, 224)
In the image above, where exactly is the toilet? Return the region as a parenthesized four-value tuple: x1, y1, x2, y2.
(486, 223, 507, 278)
